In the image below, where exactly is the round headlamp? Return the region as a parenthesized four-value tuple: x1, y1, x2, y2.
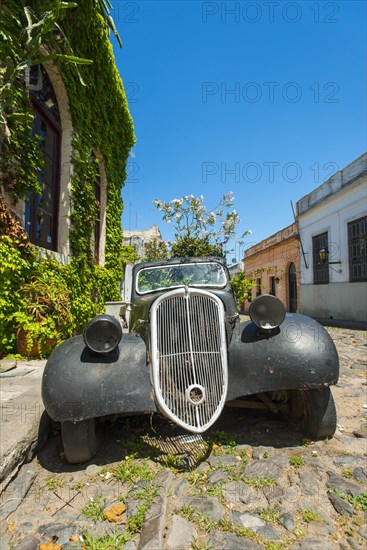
(249, 294, 286, 330)
(83, 314, 122, 354)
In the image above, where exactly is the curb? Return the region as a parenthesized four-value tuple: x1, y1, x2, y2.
(0, 361, 50, 493)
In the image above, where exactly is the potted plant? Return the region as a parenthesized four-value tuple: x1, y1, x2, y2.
(15, 260, 73, 358)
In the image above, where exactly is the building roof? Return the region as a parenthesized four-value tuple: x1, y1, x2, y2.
(297, 152, 367, 216)
(245, 223, 298, 259)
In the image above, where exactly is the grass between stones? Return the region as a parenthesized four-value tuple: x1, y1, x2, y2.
(289, 455, 305, 468)
(328, 489, 367, 511)
(82, 530, 131, 549)
(242, 476, 276, 488)
(176, 505, 291, 549)
(81, 495, 107, 522)
(80, 480, 160, 546)
(258, 506, 282, 524)
(302, 509, 324, 523)
(79, 451, 162, 547)
(45, 476, 65, 490)
(112, 454, 155, 483)
(127, 481, 160, 533)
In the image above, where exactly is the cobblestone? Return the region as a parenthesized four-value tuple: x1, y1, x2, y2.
(1, 325, 366, 549)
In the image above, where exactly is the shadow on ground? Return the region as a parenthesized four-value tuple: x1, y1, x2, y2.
(36, 405, 306, 475)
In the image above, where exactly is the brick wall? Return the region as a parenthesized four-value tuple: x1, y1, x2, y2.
(243, 223, 300, 312)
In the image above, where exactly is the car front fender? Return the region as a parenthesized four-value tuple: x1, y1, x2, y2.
(42, 333, 156, 422)
(227, 314, 339, 401)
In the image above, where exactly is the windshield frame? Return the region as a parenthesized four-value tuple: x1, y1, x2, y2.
(135, 261, 228, 295)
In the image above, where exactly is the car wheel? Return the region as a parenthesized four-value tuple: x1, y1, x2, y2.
(61, 419, 97, 464)
(287, 387, 337, 439)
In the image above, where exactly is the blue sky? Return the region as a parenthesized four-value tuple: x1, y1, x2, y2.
(111, 0, 366, 260)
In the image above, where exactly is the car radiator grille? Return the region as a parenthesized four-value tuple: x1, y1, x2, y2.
(151, 287, 228, 432)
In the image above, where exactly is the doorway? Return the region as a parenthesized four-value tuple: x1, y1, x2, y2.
(288, 263, 297, 313)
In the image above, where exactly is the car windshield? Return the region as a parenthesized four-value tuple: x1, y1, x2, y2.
(136, 262, 227, 294)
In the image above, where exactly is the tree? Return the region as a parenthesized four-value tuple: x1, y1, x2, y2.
(154, 193, 250, 258)
(230, 270, 256, 308)
(144, 237, 169, 261)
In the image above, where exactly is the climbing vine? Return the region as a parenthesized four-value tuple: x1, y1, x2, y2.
(0, 1, 135, 356)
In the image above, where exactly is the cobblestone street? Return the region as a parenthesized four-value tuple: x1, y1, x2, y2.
(1, 325, 366, 550)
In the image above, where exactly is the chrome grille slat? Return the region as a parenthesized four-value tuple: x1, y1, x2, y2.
(151, 287, 228, 433)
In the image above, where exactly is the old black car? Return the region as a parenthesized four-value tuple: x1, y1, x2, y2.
(42, 257, 339, 463)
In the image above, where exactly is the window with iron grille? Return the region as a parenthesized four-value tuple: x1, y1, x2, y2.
(313, 232, 329, 284)
(348, 216, 367, 282)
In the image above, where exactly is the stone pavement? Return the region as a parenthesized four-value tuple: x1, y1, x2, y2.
(0, 360, 47, 490)
(0, 326, 366, 550)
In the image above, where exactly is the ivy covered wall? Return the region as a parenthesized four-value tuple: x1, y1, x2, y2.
(0, 0, 135, 356)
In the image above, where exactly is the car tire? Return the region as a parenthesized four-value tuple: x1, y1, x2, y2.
(288, 387, 337, 439)
(61, 419, 97, 464)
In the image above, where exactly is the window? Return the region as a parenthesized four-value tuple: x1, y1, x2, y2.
(348, 216, 367, 282)
(25, 65, 61, 251)
(313, 232, 329, 284)
(256, 278, 262, 296)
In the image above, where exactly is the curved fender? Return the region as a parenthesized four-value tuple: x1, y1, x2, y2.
(227, 313, 339, 401)
(42, 333, 156, 422)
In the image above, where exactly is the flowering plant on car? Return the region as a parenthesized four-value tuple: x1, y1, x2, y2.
(153, 192, 250, 257)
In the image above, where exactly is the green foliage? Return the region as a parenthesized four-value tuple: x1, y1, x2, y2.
(121, 244, 140, 267)
(0, 1, 135, 356)
(211, 430, 237, 447)
(0, 237, 35, 353)
(177, 506, 263, 543)
(242, 476, 275, 488)
(330, 490, 367, 511)
(83, 531, 131, 550)
(230, 270, 256, 307)
(302, 509, 324, 523)
(127, 482, 160, 533)
(258, 507, 281, 524)
(81, 495, 107, 522)
(113, 454, 155, 484)
(0, 0, 91, 192)
(45, 476, 64, 490)
(143, 236, 169, 261)
(0, 237, 118, 356)
(171, 236, 224, 258)
(289, 455, 305, 468)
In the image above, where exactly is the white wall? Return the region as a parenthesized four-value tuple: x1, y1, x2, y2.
(299, 176, 367, 285)
(297, 156, 367, 321)
(300, 282, 367, 321)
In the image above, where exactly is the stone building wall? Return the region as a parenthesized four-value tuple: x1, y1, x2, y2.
(123, 225, 163, 258)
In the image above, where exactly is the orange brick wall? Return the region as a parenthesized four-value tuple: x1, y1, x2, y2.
(243, 224, 300, 312)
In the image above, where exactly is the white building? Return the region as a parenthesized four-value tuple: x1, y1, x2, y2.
(296, 153, 367, 322)
(123, 225, 163, 258)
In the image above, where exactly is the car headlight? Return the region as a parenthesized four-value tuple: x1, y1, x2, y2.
(249, 294, 286, 330)
(83, 314, 122, 354)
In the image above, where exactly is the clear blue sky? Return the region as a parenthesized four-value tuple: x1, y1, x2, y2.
(111, 0, 366, 260)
